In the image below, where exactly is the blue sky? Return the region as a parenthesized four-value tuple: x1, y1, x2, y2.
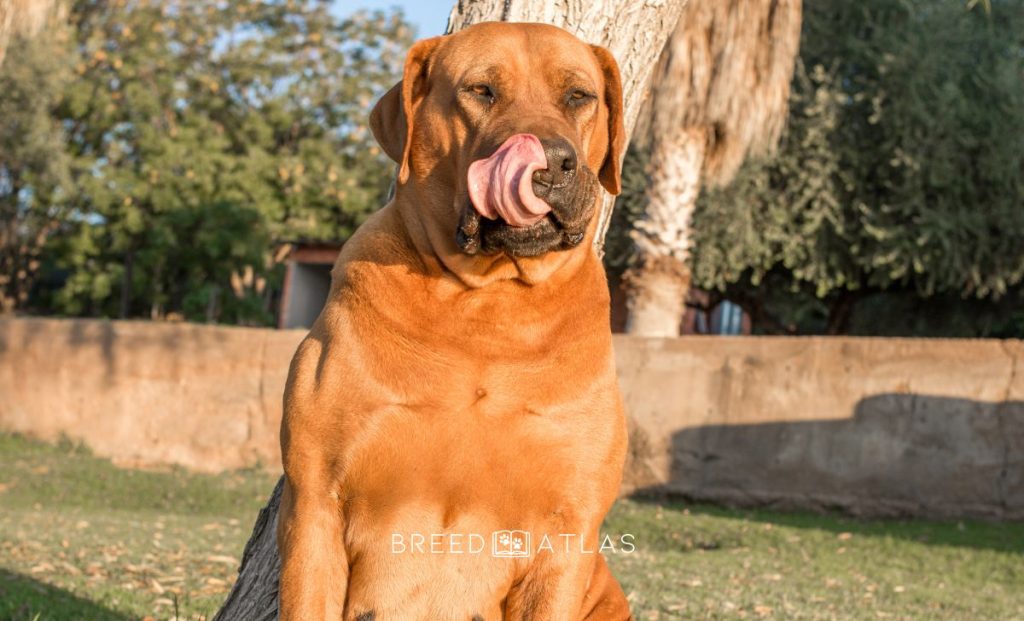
(337, 0, 451, 37)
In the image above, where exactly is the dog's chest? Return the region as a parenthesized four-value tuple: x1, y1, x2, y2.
(343, 382, 611, 505)
(338, 365, 618, 518)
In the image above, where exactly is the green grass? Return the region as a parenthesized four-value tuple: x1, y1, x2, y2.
(1, 432, 1022, 620)
(0, 434, 276, 620)
(606, 502, 1024, 620)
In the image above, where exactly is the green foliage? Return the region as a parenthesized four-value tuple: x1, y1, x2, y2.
(682, 0, 1024, 334)
(604, 144, 649, 274)
(11, 0, 412, 323)
(0, 23, 73, 313)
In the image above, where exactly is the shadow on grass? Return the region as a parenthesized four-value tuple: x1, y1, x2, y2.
(0, 569, 129, 621)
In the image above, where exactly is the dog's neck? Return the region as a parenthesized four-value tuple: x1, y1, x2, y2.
(329, 197, 612, 361)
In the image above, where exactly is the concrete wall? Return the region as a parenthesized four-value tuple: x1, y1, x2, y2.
(618, 337, 1023, 519)
(1, 318, 1021, 519)
(0, 318, 301, 472)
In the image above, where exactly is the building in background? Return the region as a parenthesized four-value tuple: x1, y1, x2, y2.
(278, 242, 342, 329)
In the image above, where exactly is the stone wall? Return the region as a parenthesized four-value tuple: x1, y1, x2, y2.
(1, 318, 1021, 518)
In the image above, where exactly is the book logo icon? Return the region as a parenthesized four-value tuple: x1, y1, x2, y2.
(491, 530, 530, 558)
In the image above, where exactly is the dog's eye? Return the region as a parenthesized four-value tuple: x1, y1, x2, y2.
(566, 89, 596, 107)
(467, 83, 496, 104)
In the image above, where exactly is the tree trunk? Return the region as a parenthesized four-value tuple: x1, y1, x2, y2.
(625, 127, 705, 336)
(624, 258, 691, 336)
(214, 2, 688, 619)
(213, 478, 283, 621)
(119, 248, 135, 319)
(825, 289, 858, 335)
(0, 0, 57, 67)
(0, 0, 17, 68)
(623, 0, 803, 337)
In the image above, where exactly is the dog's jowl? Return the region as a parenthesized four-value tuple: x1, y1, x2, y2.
(277, 22, 631, 621)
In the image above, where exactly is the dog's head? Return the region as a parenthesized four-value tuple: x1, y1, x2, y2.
(370, 22, 625, 284)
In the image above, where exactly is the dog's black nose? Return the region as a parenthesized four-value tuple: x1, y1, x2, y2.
(532, 137, 577, 195)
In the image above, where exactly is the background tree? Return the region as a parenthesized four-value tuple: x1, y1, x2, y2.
(0, 1, 69, 313)
(621, 0, 803, 336)
(214, 0, 692, 617)
(687, 0, 1024, 335)
(31, 0, 412, 324)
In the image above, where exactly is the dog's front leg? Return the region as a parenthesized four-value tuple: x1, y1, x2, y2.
(277, 473, 347, 621)
(504, 536, 597, 621)
(579, 553, 632, 621)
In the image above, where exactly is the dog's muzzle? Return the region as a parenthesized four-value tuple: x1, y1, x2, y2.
(459, 134, 598, 257)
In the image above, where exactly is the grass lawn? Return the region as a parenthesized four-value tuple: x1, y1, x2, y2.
(1, 432, 1022, 620)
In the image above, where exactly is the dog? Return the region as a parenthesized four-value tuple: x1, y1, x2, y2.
(277, 22, 630, 621)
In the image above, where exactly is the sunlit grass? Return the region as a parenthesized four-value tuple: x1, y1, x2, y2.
(1, 432, 1021, 620)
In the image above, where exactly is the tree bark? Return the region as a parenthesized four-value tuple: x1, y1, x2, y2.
(624, 261, 691, 336)
(825, 289, 859, 335)
(214, 2, 687, 619)
(624, 0, 802, 337)
(119, 248, 135, 319)
(625, 127, 705, 336)
(213, 478, 283, 621)
(0, 1, 10, 69)
(0, 0, 57, 68)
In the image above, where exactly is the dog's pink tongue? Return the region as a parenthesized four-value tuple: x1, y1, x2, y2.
(468, 134, 551, 227)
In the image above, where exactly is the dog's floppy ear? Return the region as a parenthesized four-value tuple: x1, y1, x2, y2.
(370, 36, 444, 184)
(589, 45, 626, 196)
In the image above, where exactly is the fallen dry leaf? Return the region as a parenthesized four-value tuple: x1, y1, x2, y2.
(29, 562, 54, 574)
(59, 561, 81, 576)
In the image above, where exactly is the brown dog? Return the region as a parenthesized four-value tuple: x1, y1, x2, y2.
(277, 22, 630, 621)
